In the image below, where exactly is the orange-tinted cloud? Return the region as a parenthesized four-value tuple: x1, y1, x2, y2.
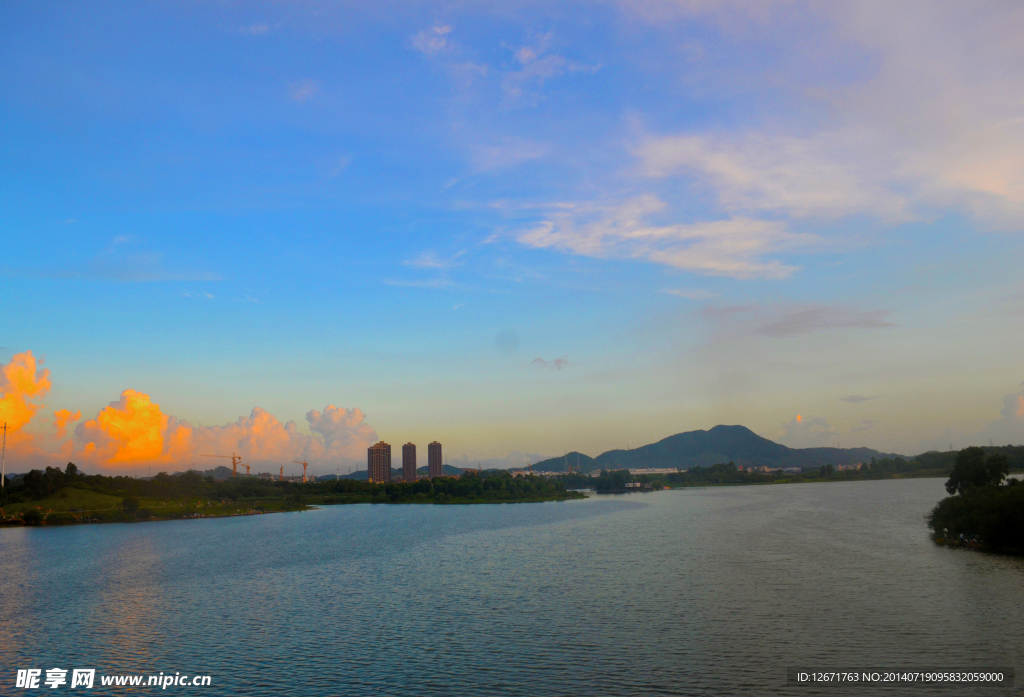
(4, 351, 377, 473)
(0, 351, 51, 432)
(54, 408, 81, 439)
(76, 390, 191, 467)
(72, 390, 376, 472)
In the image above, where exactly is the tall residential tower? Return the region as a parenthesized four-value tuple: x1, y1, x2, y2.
(402, 443, 417, 483)
(367, 441, 391, 483)
(428, 441, 443, 479)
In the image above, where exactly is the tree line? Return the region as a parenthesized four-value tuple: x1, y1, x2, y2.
(0, 464, 582, 520)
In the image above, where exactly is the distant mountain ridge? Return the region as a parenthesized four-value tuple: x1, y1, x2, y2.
(530, 425, 898, 473)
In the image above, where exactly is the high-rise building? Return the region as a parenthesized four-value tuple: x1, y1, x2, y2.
(367, 441, 391, 483)
(428, 441, 443, 479)
(402, 443, 417, 483)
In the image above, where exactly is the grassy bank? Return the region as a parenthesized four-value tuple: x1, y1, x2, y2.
(0, 465, 583, 527)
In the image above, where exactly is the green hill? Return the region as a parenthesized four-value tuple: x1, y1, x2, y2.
(531, 425, 899, 473)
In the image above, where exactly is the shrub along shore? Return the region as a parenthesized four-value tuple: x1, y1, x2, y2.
(927, 447, 1023, 554)
(557, 448, 1024, 492)
(0, 464, 584, 526)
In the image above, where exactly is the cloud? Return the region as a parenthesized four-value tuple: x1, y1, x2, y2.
(756, 306, 895, 337)
(71, 390, 378, 471)
(305, 406, 377, 461)
(501, 32, 599, 101)
(238, 24, 269, 36)
(0, 353, 379, 472)
(700, 303, 895, 340)
(969, 391, 1024, 447)
(289, 79, 320, 102)
(662, 288, 716, 299)
(468, 138, 549, 171)
(532, 357, 570, 370)
(0, 351, 51, 431)
(403, 251, 463, 269)
(839, 395, 875, 404)
(516, 195, 818, 279)
(76, 390, 185, 466)
(384, 278, 454, 289)
(327, 155, 351, 177)
(0, 352, 51, 456)
(18, 252, 221, 283)
(778, 414, 837, 448)
(637, 131, 909, 220)
(182, 291, 214, 299)
(53, 408, 81, 440)
(624, 1, 1024, 227)
(412, 23, 453, 56)
(16, 237, 219, 282)
(850, 419, 875, 433)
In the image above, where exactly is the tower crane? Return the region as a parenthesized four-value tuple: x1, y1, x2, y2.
(292, 460, 309, 484)
(279, 466, 284, 482)
(201, 453, 244, 477)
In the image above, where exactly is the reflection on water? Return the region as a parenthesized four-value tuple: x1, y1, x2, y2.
(2, 479, 1022, 696)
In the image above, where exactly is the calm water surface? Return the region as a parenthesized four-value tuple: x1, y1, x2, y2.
(2, 478, 1022, 696)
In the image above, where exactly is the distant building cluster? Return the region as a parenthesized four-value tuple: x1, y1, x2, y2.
(738, 465, 802, 473)
(367, 440, 444, 483)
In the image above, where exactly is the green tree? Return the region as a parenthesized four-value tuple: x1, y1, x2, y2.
(945, 447, 1008, 495)
(121, 496, 141, 513)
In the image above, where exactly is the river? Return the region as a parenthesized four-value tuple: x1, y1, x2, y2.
(2, 477, 1022, 695)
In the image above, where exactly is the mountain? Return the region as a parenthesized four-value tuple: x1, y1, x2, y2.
(530, 425, 898, 473)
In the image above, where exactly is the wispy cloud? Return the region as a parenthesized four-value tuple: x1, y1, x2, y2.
(701, 303, 895, 337)
(12, 256, 220, 283)
(515, 194, 818, 279)
(469, 138, 548, 172)
(532, 356, 570, 370)
(384, 278, 454, 289)
(403, 250, 463, 269)
(839, 395, 876, 404)
(501, 32, 599, 102)
(237, 23, 269, 36)
(411, 23, 453, 56)
(637, 131, 909, 220)
(625, 1, 1024, 227)
(327, 155, 351, 178)
(756, 306, 895, 337)
(289, 79, 320, 102)
(5, 237, 222, 283)
(662, 288, 716, 299)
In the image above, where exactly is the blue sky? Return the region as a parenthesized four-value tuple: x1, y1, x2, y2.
(2, 1, 1023, 472)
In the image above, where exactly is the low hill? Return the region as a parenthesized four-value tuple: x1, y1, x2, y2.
(530, 425, 899, 473)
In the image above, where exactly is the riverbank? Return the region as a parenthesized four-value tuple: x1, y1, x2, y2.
(0, 469, 585, 527)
